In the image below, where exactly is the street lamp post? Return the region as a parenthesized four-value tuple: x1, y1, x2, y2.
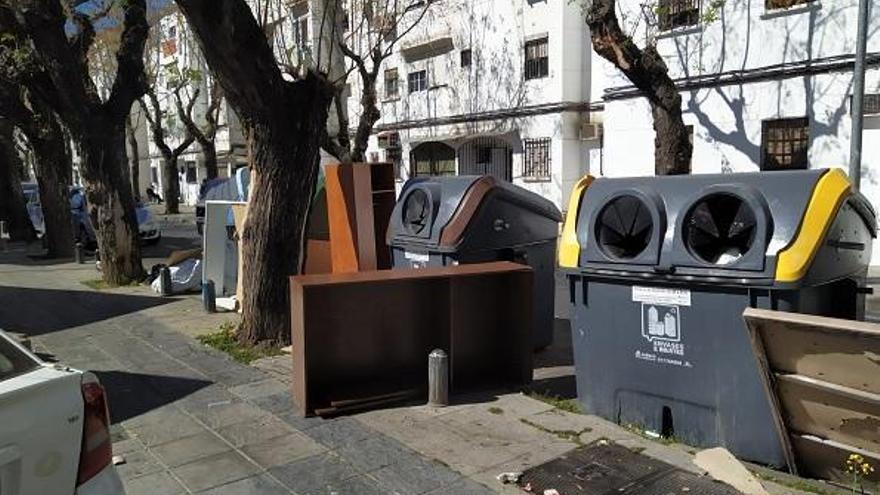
(849, 0, 871, 191)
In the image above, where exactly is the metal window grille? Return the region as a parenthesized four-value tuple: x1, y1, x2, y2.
(408, 70, 428, 93)
(761, 118, 809, 171)
(658, 0, 700, 31)
(765, 0, 813, 10)
(524, 38, 549, 80)
(523, 138, 551, 180)
(385, 69, 399, 98)
(864, 94, 880, 115)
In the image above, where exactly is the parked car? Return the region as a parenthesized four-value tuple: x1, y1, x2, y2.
(0, 329, 125, 494)
(21, 185, 160, 247)
(195, 168, 250, 235)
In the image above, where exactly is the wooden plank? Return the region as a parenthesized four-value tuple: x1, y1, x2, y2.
(325, 163, 360, 273)
(776, 374, 880, 454)
(294, 261, 531, 287)
(791, 434, 880, 483)
(742, 308, 880, 395)
(745, 316, 799, 474)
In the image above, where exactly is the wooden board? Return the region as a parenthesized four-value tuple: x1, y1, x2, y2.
(290, 262, 533, 416)
(743, 308, 880, 395)
(790, 434, 880, 483)
(777, 374, 880, 454)
(744, 308, 880, 483)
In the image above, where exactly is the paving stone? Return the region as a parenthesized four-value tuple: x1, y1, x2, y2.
(112, 438, 143, 456)
(371, 456, 462, 494)
(241, 431, 326, 469)
(276, 411, 327, 432)
(250, 391, 295, 415)
(216, 415, 293, 448)
(305, 474, 386, 495)
(173, 451, 261, 493)
(124, 470, 187, 495)
(127, 412, 207, 446)
(115, 449, 165, 480)
(268, 453, 358, 494)
(151, 431, 233, 467)
(305, 417, 376, 449)
(194, 474, 291, 495)
(174, 384, 240, 411)
(228, 378, 288, 401)
(121, 404, 190, 429)
(210, 364, 269, 387)
(188, 400, 270, 429)
(336, 435, 417, 472)
(426, 477, 497, 495)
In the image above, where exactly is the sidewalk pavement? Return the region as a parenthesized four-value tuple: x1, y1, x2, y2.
(0, 244, 824, 494)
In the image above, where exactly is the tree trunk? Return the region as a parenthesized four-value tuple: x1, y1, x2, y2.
(126, 115, 141, 200)
(200, 137, 218, 180)
(161, 155, 181, 215)
(237, 77, 331, 345)
(30, 130, 74, 258)
(350, 74, 380, 163)
(587, 0, 691, 175)
(78, 125, 145, 284)
(0, 120, 35, 242)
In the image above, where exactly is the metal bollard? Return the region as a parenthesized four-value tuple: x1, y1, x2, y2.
(159, 266, 173, 296)
(428, 349, 449, 407)
(202, 279, 216, 313)
(74, 242, 84, 264)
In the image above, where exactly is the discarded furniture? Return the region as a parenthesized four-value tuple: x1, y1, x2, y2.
(289, 261, 533, 416)
(559, 168, 876, 467)
(387, 175, 561, 349)
(325, 162, 395, 273)
(744, 308, 880, 483)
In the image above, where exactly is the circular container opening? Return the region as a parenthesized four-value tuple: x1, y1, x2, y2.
(684, 193, 757, 265)
(402, 189, 431, 236)
(595, 195, 654, 260)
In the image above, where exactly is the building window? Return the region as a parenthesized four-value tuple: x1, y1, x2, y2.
(523, 138, 551, 181)
(765, 0, 814, 10)
(761, 118, 809, 171)
(385, 68, 399, 98)
(460, 49, 472, 68)
(185, 161, 198, 183)
(408, 70, 428, 93)
(524, 37, 549, 80)
(294, 15, 310, 49)
(658, 0, 700, 31)
(861, 93, 880, 115)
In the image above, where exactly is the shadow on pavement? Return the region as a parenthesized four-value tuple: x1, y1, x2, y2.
(0, 286, 173, 336)
(94, 370, 211, 424)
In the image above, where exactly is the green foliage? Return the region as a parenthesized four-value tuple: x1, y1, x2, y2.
(197, 322, 284, 364)
(525, 391, 583, 414)
(80, 278, 140, 290)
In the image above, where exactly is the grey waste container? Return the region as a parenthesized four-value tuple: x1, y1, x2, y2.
(387, 175, 562, 349)
(559, 168, 876, 467)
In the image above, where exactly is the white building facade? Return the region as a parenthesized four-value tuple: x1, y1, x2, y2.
(147, 11, 248, 206)
(600, 0, 880, 259)
(352, 0, 605, 210)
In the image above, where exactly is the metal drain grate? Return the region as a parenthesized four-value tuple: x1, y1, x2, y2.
(519, 443, 740, 494)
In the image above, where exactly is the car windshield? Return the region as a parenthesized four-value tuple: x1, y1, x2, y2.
(0, 333, 40, 381)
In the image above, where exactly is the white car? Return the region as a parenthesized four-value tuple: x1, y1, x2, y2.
(0, 330, 125, 495)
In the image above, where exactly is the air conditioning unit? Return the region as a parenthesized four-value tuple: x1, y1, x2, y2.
(580, 122, 603, 141)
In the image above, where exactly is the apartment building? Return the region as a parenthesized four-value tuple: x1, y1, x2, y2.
(146, 11, 248, 206)
(599, 0, 880, 258)
(350, 0, 604, 210)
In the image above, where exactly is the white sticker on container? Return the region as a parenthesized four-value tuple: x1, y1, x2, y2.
(404, 251, 430, 263)
(632, 286, 691, 307)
